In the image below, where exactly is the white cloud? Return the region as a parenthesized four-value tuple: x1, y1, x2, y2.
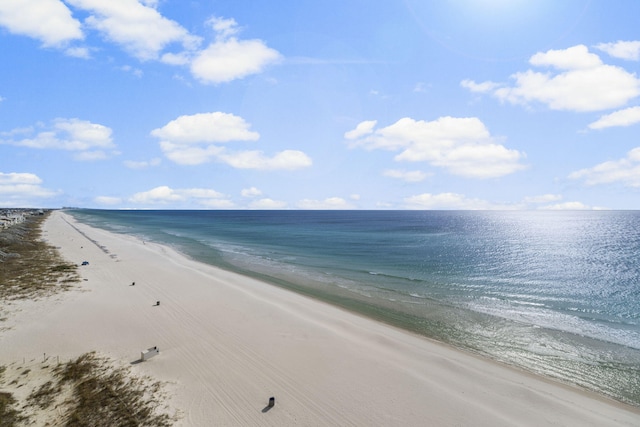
(0, 0, 83, 47)
(152, 112, 312, 170)
(241, 187, 262, 197)
(383, 169, 429, 182)
(539, 201, 596, 210)
(94, 196, 122, 205)
(66, 0, 200, 61)
(124, 158, 161, 169)
(190, 37, 281, 84)
(152, 112, 258, 165)
(1, 118, 117, 160)
(346, 116, 525, 178)
(1, 3, 279, 85)
(595, 40, 640, 61)
(569, 147, 640, 187)
(207, 16, 239, 40)
(403, 193, 497, 210)
(464, 45, 640, 112)
(0, 172, 58, 206)
(460, 79, 500, 93)
(249, 198, 287, 209)
(161, 52, 190, 65)
(189, 16, 280, 84)
(588, 106, 640, 130)
(344, 120, 376, 140)
(129, 185, 231, 207)
(158, 141, 223, 165)
(217, 149, 312, 170)
(151, 112, 259, 143)
(529, 45, 603, 69)
(297, 197, 355, 210)
(0, 172, 42, 186)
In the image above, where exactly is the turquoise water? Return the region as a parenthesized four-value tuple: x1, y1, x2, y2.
(67, 209, 640, 406)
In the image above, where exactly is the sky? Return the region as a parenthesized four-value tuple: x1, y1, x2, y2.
(1, 0, 640, 210)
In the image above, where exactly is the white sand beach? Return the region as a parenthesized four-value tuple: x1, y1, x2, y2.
(1, 210, 638, 426)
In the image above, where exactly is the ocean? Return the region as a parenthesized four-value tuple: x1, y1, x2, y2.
(66, 209, 640, 406)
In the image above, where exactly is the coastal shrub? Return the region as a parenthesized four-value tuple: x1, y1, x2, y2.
(27, 380, 59, 410)
(54, 352, 174, 427)
(0, 391, 24, 427)
(1, 354, 175, 426)
(0, 212, 80, 302)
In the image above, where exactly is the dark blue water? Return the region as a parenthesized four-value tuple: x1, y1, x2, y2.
(67, 209, 640, 406)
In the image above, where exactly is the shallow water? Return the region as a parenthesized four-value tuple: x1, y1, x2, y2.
(67, 209, 640, 406)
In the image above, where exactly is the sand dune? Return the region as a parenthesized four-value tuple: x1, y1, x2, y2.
(1, 210, 638, 426)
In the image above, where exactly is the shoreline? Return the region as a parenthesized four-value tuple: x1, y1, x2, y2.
(1, 210, 639, 425)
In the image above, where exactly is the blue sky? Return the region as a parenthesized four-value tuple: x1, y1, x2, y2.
(2, 0, 640, 209)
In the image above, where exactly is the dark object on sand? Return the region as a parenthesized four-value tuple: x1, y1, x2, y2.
(268, 397, 275, 407)
(81, 261, 89, 265)
(156, 301, 160, 306)
(131, 282, 135, 286)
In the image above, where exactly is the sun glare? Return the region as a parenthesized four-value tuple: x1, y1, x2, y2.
(404, 0, 590, 61)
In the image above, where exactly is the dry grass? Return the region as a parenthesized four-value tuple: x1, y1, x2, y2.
(0, 366, 25, 427)
(0, 212, 80, 302)
(55, 352, 175, 427)
(0, 353, 176, 427)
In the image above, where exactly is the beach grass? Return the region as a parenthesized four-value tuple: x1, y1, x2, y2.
(0, 353, 175, 427)
(0, 212, 80, 302)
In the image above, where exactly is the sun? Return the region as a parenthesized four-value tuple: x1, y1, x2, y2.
(403, 0, 591, 61)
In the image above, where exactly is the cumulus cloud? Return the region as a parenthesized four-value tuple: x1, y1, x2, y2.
(344, 120, 377, 140)
(1, 3, 280, 84)
(241, 187, 262, 197)
(460, 80, 500, 93)
(189, 17, 281, 84)
(463, 45, 640, 112)
(249, 198, 287, 209)
(0, 172, 58, 206)
(383, 169, 429, 182)
(403, 193, 499, 210)
(217, 149, 312, 170)
(151, 112, 259, 143)
(66, 0, 200, 61)
(401, 192, 600, 211)
(297, 197, 355, 210)
(345, 116, 525, 178)
(152, 112, 312, 169)
(539, 201, 597, 210)
(129, 185, 233, 207)
(595, 40, 640, 61)
(0, 0, 83, 47)
(569, 147, 640, 187)
(588, 106, 640, 130)
(0, 118, 117, 161)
